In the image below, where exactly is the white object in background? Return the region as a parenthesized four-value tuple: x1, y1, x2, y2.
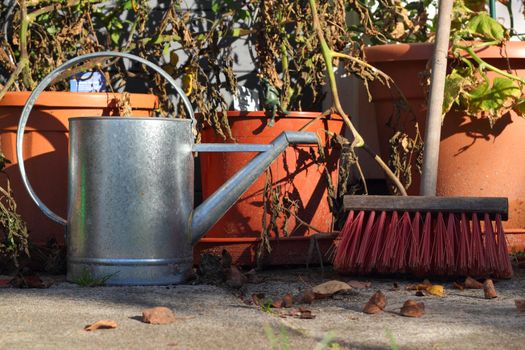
(70, 72, 106, 92)
(232, 85, 260, 111)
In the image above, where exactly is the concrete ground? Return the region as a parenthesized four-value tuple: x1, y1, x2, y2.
(1, 267, 524, 350)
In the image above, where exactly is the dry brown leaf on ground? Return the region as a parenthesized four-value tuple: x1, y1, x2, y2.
(363, 290, 387, 314)
(406, 280, 432, 291)
(294, 289, 315, 304)
(312, 280, 352, 298)
(515, 299, 525, 311)
(483, 279, 497, 299)
(272, 298, 284, 309)
(251, 293, 265, 306)
(282, 293, 294, 308)
(11, 275, 52, 289)
(426, 285, 445, 297)
(465, 276, 484, 289)
(142, 307, 176, 325)
(347, 280, 371, 289)
(453, 282, 465, 291)
(400, 300, 425, 318)
(84, 320, 118, 331)
(286, 308, 316, 319)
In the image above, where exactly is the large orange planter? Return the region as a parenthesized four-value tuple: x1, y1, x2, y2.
(0, 92, 157, 246)
(196, 111, 345, 265)
(365, 42, 525, 251)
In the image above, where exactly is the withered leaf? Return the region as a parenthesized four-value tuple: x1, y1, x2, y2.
(515, 299, 525, 311)
(347, 280, 371, 289)
(282, 293, 294, 308)
(483, 279, 497, 299)
(453, 282, 465, 291)
(465, 276, 484, 289)
(251, 293, 265, 307)
(142, 307, 176, 325)
(313, 280, 352, 298)
(226, 266, 247, 289)
(295, 289, 315, 304)
(400, 300, 425, 318)
(363, 290, 386, 314)
(84, 320, 118, 331)
(426, 285, 445, 297)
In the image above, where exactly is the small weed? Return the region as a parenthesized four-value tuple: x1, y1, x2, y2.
(386, 330, 399, 350)
(74, 268, 117, 287)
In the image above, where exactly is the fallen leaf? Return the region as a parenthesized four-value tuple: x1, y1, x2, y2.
(282, 293, 294, 308)
(407, 280, 433, 291)
(426, 285, 445, 297)
(415, 291, 425, 297)
(313, 280, 352, 298)
(363, 290, 386, 314)
(453, 282, 465, 291)
(84, 320, 118, 331)
(464, 276, 484, 289)
(483, 279, 497, 299)
(272, 299, 284, 309)
(295, 289, 315, 304)
(226, 266, 247, 289)
(347, 280, 371, 289)
(251, 293, 265, 306)
(400, 300, 425, 317)
(390, 282, 399, 291)
(515, 299, 525, 311)
(142, 307, 176, 325)
(298, 308, 315, 319)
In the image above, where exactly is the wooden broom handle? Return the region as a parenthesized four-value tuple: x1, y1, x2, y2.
(420, 0, 454, 196)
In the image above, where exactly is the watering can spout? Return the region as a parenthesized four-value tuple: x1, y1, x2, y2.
(190, 131, 319, 245)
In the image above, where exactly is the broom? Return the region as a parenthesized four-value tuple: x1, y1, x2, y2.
(332, 0, 513, 278)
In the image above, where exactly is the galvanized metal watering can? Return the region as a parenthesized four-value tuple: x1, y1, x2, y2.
(16, 52, 318, 285)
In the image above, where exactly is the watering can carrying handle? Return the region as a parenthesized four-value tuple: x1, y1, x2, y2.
(16, 51, 196, 226)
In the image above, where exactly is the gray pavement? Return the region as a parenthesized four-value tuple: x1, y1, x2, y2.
(1, 267, 524, 350)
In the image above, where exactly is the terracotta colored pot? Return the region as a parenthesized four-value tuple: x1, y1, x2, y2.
(0, 91, 157, 246)
(365, 42, 525, 250)
(196, 111, 345, 265)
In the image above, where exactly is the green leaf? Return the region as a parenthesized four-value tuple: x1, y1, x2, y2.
(111, 32, 120, 45)
(467, 77, 521, 117)
(46, 26, 58, 35)
(467, 12, 506, 42)
(211, 0, 220, 13)
(123, 0, 133, 10)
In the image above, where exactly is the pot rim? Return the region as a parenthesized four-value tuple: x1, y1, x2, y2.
(0, 91, 158, 109)
(364, 41, 525, 62)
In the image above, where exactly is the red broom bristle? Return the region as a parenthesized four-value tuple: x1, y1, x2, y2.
(432, 212, 447, 275)
(419, 212, 432, 274)
(407, 212, 421, 272)
(333, 210, 356, 270)
(495, 214, 513, 278)
(392, 212, 411, 272)
(483, 213, 498, 275)
(378, 211, 399, 273)
(444, 213, 455, 274)
(470, 213, 485, 277)
(364, 211, 388, 273)
(354, 210, 378, 272)
(458, 213, 471, 275)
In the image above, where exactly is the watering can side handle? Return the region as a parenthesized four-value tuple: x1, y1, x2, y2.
(16, 51, 195, 226)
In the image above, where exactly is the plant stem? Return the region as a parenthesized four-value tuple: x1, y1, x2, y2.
(308, 0, 407, 196)
(462, 45, 525, 84)
(19, 0, 34, 89)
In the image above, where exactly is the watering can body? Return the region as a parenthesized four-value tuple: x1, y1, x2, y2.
(16, 52, 319, 285)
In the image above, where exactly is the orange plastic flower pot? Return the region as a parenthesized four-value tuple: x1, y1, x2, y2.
(0, 91, 157, 246)
(196, 111, 345, 265)
(365, 42, 525, 251)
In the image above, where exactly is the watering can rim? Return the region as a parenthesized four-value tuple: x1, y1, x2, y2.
(69, 116, 192, 123)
